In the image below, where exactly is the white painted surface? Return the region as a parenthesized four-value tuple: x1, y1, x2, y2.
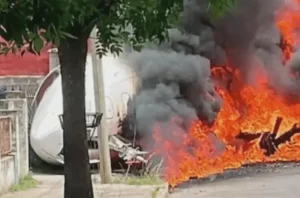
(30, 53, 137, 165)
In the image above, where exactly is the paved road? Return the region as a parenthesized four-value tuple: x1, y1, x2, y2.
(170, 167, 300, 198)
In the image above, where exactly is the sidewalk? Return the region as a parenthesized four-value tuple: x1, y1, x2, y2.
(1, 174, 168, 198)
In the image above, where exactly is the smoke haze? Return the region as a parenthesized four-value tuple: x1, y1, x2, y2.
(125, 49, 221, 146)
(121, 0, 300, 148)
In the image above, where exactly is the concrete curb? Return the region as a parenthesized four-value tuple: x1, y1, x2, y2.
(156, 183, 170, 198)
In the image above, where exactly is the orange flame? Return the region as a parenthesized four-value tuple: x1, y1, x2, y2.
(276, 0, 300, 60)
(152, 0, 300, 187)
(154, 69, 300, 187)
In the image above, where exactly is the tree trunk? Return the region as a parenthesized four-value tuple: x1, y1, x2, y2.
(58, 35, 93, 198)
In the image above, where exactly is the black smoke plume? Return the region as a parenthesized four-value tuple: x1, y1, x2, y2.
(120, 0, 300, 150)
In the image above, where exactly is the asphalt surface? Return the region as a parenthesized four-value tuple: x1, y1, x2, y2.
(170, 166, 300, 198)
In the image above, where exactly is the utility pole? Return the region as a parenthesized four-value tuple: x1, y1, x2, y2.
(90, 28, 112, 183)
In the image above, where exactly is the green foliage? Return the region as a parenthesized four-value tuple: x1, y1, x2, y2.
(208, 0, 237, 19)
(10, 174, 39, 192)
(95, 0, 183, 56)
(152, 186, 161, 198)
(112, 175, 163, 185)
(0, 0, 183, 57)
(0, 0, 72, 54)
(0, 0, 236, 57)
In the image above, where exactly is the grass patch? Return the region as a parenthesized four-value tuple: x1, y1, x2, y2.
(112, 157, 165, 186)
(151, 186, 161, 198)
(113, 175, 163, 185)
(10, 175, 39, 192)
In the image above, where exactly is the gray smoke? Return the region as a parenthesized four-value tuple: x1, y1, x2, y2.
(125, 49, 222, 147)
(182, 0, 227, 66)
(181, 0, 300, 99)
(120, 0, 300, 149)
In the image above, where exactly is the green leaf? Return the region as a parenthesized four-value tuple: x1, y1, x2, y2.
(132, 44, 143, 52)
(54, 36, 60, 47)
(27, 45, 36, 55)
(28, 32, 36, 40)
(0, 0, 185, 57)
(0, 47, 10, 55)
(33, 37, 44, 53)
(61, 31, 78, 39)
(120, 31, 130, 41)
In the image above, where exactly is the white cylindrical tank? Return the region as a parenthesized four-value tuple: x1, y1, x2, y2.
(30, 53, 137, 165)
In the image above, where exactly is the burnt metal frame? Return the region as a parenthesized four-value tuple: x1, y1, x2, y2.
(58, 112, 103, 129)
(58, 112, 103, 155)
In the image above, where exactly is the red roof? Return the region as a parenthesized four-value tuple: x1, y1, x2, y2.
(0, 38, 93, 76)
(0, 50, 49, 76)
(0, 36, 49, 76)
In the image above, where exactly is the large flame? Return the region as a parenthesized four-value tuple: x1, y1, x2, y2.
(152, 0, 300, 187)
(277, 0, 300, 60)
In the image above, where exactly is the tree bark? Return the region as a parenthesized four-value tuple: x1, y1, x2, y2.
(58, 35, 94, 198)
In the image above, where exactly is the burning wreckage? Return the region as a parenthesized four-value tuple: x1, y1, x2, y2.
(118, 0, 300, 188)
(29, 0, 300, 189)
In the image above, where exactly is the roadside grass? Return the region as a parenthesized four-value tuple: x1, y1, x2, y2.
(112, 157, 165, 186)
(10, 174, 40, 192)
(112, 175, 164, 185)
(112, 174, 164, 198)
(151, 186, 161, 198)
